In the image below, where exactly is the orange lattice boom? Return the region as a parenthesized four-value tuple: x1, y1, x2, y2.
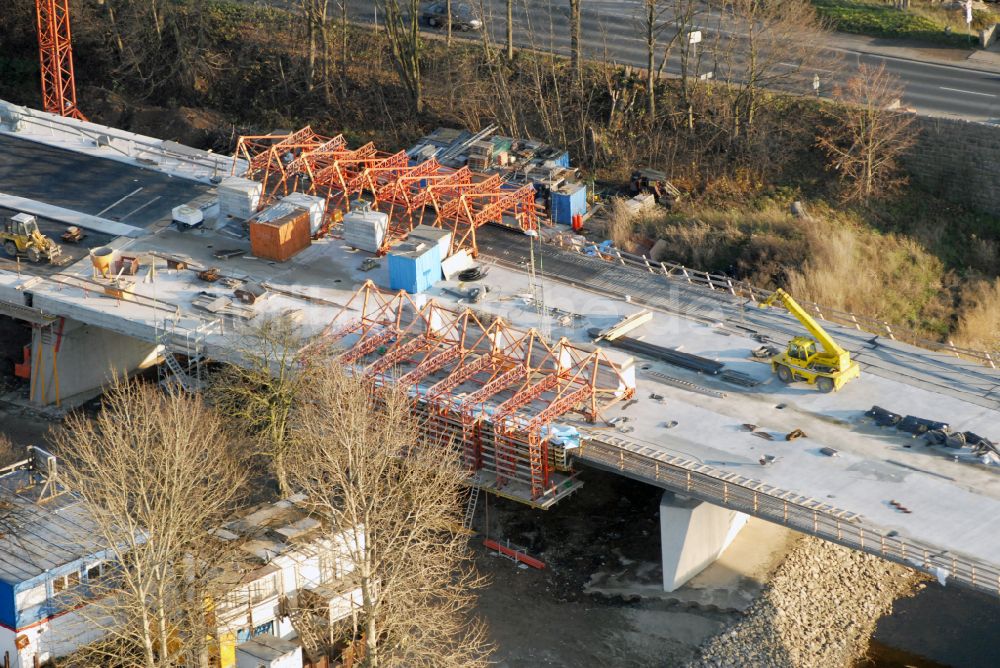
(35, 0, 85, 120)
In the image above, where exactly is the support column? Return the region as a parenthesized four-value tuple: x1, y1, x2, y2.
(28, 317, 160, 405)
(660, 491, 748, 592)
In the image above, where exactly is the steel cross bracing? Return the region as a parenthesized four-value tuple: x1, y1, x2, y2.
(233, 128, 546, 257)
(438, 182, 540, 257)
(397, 346, 462, 388)
(314, 282, 633, 504)
(234, 127, 337, 204)
(35, 0, 85, 121)
(426, 353, 495, 402)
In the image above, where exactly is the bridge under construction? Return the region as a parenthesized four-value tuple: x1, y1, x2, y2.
(1, 100, 999, 600)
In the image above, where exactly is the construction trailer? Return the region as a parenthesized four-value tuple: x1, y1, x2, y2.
(305, 281, 636, 508)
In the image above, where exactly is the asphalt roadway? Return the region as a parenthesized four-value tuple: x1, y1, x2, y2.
(341, 0, 1000, 122)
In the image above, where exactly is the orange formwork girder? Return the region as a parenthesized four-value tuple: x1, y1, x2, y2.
(314, 281, 635, 504)
(233, 127, 339, 204)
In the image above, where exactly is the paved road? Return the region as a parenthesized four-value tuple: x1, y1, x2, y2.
(344, 0, 1000, 121)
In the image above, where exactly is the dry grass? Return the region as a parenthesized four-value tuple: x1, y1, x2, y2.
(954, 279, 1000, 350)
(0, 433, 17, 468)
(602, 198, 640, 250)
(648, 200, 950, 333)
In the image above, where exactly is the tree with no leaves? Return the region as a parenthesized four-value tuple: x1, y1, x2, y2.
(287, 364, 491, 668)
(569, 0, 582, 79)
(209, 317, 307, 497)
(378, 0, 424, 113)
(720, 0, 832, 139)
(53, 380, 247, 668)
(816, 63, 918, 203)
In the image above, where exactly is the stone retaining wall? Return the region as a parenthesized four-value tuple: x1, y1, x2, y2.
(906, 116, 1000, 217)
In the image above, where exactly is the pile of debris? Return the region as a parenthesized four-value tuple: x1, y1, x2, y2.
(866, 405, 999, 465)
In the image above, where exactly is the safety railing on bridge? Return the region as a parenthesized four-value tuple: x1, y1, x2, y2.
(548, 238, 999, 368)
(576, 434, 1000, 597)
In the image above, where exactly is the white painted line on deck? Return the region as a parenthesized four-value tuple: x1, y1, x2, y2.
(120, 196, 161, 221)
(939, 86, 996, 98)
(96, 187, 144, 216)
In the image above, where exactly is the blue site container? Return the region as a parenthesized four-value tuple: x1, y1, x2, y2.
(551, 183, 588, 225)
(553, 151, 571, 168)
(388, 241, 442, 294)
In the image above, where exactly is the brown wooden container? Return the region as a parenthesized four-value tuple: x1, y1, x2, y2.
(249, 210, 311, 262)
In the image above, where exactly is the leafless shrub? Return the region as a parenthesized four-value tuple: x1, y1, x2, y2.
(817, 63, 918, 203)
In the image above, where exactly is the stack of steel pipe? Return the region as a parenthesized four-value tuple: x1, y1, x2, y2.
(594, 331, 724, 375)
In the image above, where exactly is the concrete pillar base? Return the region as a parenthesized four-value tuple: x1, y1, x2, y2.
(28, 317, 160, 405)
(660, 491, 748, 592)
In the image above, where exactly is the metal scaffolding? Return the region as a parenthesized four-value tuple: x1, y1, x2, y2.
(307, 281, 635, 506)
(233, 129, 543, 258)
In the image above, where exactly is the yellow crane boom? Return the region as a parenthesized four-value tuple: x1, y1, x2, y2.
(759, 288, 860, 392)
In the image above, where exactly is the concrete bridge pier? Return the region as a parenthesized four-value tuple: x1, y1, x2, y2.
(27, 317, 160, 405)
(660, 491, 748, 592)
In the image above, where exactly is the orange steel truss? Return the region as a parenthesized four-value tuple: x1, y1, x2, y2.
(233, 127, 341, 204)
(35, 0, 85, 120)
(233, 128, 545, 257)
(434, 180, 540, 256)
(308, 281, 634, 502)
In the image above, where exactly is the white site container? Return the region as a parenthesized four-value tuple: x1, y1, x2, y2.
(281, 192, 326, 235)
(343, 209, 389, 253)
(218, 176, 262, 220)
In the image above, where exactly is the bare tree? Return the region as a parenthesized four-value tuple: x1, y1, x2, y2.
(817, 63, 917, 203)
(569, 0, 582, 78)
(301, 0, 333, 98)
(447, 0, 453, 46)
(53, 380, 246, 668)
(378, 0, 424, 113)
(719, 0, 831, 139)
(209, 318, 306, 497)
(287, 364, 492, 667)
(506, 0, 514, 59)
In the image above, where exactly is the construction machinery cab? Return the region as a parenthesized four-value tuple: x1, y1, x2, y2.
(2, 213, 64, 264)
(787, 337, 816, 362)
(6, 213, 39, 238)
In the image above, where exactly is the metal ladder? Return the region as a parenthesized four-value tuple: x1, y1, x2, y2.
(161, 350, 196, 392)
(463, 478, 481, 531)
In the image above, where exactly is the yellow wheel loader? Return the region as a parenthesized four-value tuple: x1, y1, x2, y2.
(1, 213, 64, 264)
(759, 288, 861, 392)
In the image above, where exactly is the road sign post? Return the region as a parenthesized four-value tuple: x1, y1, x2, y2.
(688, 30, 702, 81)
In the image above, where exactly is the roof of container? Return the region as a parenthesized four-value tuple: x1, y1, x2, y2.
(0, 468, 102, 585)
(235, 634, 299, 660)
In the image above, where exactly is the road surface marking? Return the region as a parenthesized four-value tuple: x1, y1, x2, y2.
(96, 187, 143, 216)
(120, 196, 161, 221)
(939, 86, 996, 98)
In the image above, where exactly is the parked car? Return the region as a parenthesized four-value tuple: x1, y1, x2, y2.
(421, 2, 483, 31)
